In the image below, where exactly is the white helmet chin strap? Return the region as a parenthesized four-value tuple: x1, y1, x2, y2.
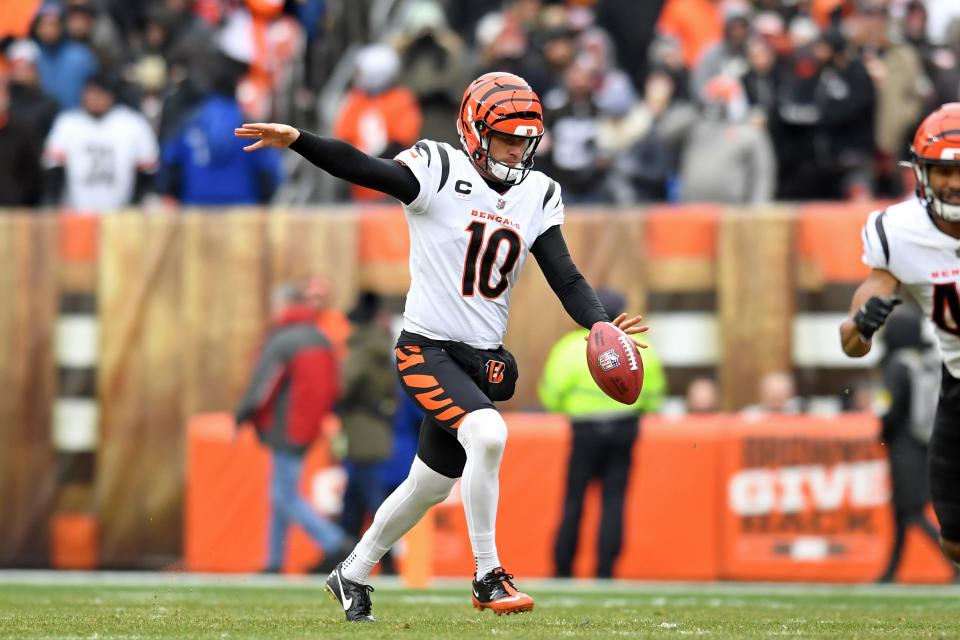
(488, 158, 525, 185)
(476, 129, 533, 186)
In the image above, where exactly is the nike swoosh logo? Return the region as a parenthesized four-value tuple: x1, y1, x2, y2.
(497, 594, 526, 603)
(337, 571, 353, 610)
(472, 587, 480, 599)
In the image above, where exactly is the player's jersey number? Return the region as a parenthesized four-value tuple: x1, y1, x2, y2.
(934, 283, 960, 336)
(461, 221, 521, 299)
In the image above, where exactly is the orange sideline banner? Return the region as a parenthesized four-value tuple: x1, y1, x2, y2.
(717, 414, 948, 582)
(184, 412, 954, 582)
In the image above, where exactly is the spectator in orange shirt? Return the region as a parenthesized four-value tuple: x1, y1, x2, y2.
(657, 0, 724, 68)
(333, 44, 422, 202)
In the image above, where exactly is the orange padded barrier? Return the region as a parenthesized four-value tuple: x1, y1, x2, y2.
(644, 205, 719, 260)
(59, 214, 99, 264)
(795, 203, 877, 283)
(358, 207, 409, 264)
(184, 413, 338, 574)
(50, 513, 99, 570)
(184, 412, 955, 582)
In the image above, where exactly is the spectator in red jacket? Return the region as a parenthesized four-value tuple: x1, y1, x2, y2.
(235, 281, 351, 573)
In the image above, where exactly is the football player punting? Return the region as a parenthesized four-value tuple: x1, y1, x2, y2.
(236, 72, 647, 622)
(840, 102, 960, 569)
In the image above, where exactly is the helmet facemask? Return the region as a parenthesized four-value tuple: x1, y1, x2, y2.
(477, 126, 541, 186)
(462, 108, 542, 186)
(911, 153, 960, 223)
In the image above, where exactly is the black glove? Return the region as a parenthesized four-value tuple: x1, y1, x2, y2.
(853, 296, 901, 340)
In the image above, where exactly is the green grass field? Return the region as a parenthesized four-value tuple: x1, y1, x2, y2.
(2, 572, 959, 639)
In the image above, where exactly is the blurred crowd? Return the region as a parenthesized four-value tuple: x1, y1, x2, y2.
(2, 0, 960, 211)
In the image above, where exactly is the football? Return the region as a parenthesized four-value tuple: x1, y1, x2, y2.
(586, 321, 644, 404)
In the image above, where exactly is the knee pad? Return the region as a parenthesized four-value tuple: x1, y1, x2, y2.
(457, 408, 508, 460)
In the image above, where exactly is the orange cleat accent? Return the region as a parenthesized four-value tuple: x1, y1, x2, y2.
(470, 567, 535, 615)
(471, 592, 534, 615)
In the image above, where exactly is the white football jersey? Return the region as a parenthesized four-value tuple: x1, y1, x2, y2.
(862, 197, 960, 375)
(395, 139, 564, 348)
(43, 105, 159, 213)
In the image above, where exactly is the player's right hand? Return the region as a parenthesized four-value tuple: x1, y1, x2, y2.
(853, 295, 901, 340)
(234, 123, 300, 151)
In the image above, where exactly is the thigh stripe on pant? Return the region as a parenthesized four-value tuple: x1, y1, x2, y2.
(402, 374, 439, 388)
(435, 406, 465, 421)
(416, 387, 454, 410)
(396, 347, 425, 371)
(396, 341, 474, 431)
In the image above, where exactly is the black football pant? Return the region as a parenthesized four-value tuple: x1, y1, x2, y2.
(931, 366, 960, 542)
(553, 415, 639, 579)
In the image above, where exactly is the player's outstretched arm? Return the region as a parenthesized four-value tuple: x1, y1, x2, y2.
(234, 123, 420, 205)
(840, 269, 900, 357)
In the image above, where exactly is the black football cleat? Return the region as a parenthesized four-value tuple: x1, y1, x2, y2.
(471, 567, 534, 615)
(325, 563, 375, 622)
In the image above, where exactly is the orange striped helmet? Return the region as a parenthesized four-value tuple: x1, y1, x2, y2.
(457, 72, 544, 186)
(910, 103, 960, 221)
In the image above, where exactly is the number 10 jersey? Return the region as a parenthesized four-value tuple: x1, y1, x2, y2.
(395, 139, 564, 349)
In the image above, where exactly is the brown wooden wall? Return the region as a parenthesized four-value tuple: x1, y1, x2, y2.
(0, 215, 58, 566)
(94, 212, 357, 566)
(0, 204, 875, 567)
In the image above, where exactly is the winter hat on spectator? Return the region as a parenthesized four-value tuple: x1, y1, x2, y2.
(541, 25, 578, 45)
(648, 34, 683, 67)
(7, 39, 40, 64)
(596, 71, 637, 117)
(65, 0, 95, 16)
(217, 10, 254, 64)
(788, 15, 821, 48)
(399, 0, 446, 35)
(754, 11, 784, 38)
(354, 43, 400, 94)
(566, 6, 596, 33)
(130, 55, 167, 93)
(722, 1, 752, 26)
(475, 12, 506, 50)
(37, 1, 63, 18)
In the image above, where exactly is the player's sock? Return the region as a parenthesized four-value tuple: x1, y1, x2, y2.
(339, 550, 377, 584)
(457, 409, 507, 579)
(341, 455, 455, 584)
(473, 532, 500, 579)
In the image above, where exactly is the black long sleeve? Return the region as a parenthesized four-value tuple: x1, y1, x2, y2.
(289, 129, 421, 205)
(531, 225, 610, 329)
